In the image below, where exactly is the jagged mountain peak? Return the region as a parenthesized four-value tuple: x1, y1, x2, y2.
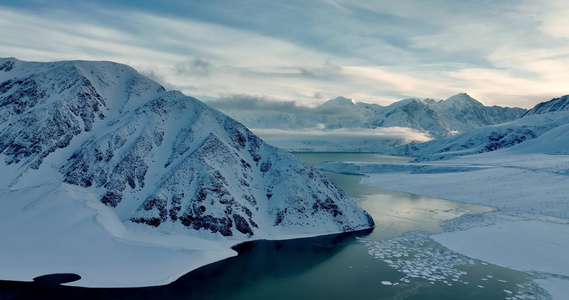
(385, 98, 427, 109)
(437, 93, 484, 108)
(523, 95, 569, 116)
(322, 96, 356, 106)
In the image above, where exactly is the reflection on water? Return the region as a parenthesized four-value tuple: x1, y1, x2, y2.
(0, 153, 548, 300)
(299, 153, 493, 238)
(291, 152, 411, 166)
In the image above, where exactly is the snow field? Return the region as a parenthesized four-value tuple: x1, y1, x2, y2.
(0, 182, 236, 287)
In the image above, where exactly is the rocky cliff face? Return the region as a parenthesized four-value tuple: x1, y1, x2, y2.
(0, 58, 373, 239)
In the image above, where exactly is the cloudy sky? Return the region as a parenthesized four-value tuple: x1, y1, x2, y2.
(1, 0, 568, 108)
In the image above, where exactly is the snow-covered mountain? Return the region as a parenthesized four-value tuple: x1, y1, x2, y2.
(523, 95, 569, 116)
(0, 57, 373, 239)
(210, 93, 526, 152)
(426, 93, 527, 133)
(394, 95, 569, 161)
(369, 98, 451, 138)
(212, 93, 526, 140)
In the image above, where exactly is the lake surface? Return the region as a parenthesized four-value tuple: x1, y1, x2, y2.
(0, 153, 549, 299)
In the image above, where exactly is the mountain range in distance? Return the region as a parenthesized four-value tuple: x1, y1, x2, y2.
(397, 94, 569, 161)
(208, 93, 530, 153)
(208, 93, 527, 139)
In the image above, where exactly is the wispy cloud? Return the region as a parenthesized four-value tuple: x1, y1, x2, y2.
(176, 58, 211, 77)
(207, 94, 308, 113)
(0, 1, 568, 109)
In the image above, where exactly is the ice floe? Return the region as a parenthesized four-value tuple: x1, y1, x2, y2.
(359, 231, 550, 300)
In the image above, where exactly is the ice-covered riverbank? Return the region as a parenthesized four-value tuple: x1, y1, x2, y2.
(318, 152, 569, 299)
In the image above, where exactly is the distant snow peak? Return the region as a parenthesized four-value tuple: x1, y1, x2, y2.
(439, 93, 484, 108)
(523, 95, 569, 116)
(446, 92, 474, 101)
(214, 93, 527, 152)
(326, 96, 356, 105)
(397, 109, 569, 161)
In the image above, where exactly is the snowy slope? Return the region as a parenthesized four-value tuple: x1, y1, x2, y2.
(0, 58, 373, 286)
(501, 122, 569, 155)
(369, 98, 451, 138)
(393, 111, 569, 161)
(427, 93, 527, 132)
(523, 95, 569, 116)
(393, 95, 569, 161)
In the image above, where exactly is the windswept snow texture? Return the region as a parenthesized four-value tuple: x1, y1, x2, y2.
(0, 58, 373, 287)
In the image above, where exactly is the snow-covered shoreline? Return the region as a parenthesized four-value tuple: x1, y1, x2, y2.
(319, 153, 569, 219)
(0, 181, 234, 288)
(0, 180, 372, 288)
(318, 152, 569, 299)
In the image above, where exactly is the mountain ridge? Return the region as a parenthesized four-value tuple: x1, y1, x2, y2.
(211, 92, 527, 140)
(523, 95, 569, 116)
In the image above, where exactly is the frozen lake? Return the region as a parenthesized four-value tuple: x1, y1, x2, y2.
(0, 153, 550, 299)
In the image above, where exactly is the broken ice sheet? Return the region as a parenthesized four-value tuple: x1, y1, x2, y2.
(358, 231, 551, 300)
(359, 231, 474, 286)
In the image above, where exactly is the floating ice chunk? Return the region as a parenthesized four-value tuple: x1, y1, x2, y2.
(381, 281, 393, 285)
(361, 231, 477, 288)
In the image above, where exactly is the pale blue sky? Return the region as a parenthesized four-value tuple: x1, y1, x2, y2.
(1, 0, 568, 108)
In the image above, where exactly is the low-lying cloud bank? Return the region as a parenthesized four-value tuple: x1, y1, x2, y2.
(206, 94, 308, 113)
(250, 127, 432, 152)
